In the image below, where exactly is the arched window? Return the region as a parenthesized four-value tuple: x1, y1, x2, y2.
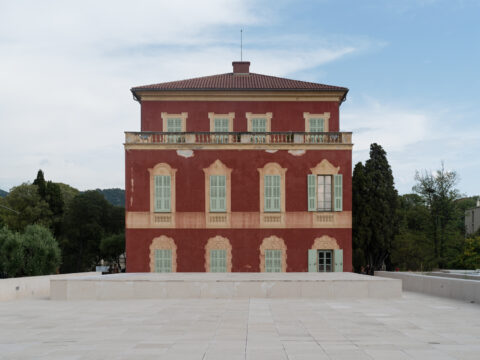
(204, 236, 232, 272)
(259, 235, 287, 272)
(149, 235, 177, 272)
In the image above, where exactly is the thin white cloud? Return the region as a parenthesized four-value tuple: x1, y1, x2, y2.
(343, 97, 480, 195)
(0, 1, 369, 191)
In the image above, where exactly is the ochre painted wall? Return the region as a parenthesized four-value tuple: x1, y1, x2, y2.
(126, 228, 352, 272)
(140, 100, 341, 132)
(125, 149, 352, 213)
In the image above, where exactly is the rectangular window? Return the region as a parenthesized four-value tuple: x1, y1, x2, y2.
(154, 175, 171, 212)
(264, 175, 281, 212)
(317, 175, 332, 211)
(251, 118, 267, 143)
(154, 249, 172, 273)
(167, 117, 182, 142)
(210, 249, 227, 272)
(210, 175, 226, 212)
(318, 250, 332, 272)
(214, 118, 229, 143)
(265, 249, 282, 272)
(214, 118, 229, 132)
(309, 118, 324, 132)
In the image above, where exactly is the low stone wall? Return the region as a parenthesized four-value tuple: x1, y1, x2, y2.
(376, 271, 480, 303)
(51, 272, 402, 300)
(0, 272, 100, 301)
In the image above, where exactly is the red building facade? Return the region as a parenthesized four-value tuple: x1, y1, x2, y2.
(125, 62, 352, 272)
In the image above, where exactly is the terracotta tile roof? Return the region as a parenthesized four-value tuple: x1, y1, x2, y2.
(131, 72, 348, 93)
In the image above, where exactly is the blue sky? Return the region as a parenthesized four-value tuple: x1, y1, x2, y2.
(0, 0, 479, 195)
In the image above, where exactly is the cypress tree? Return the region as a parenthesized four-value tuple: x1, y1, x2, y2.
(353, 143, 398, 273)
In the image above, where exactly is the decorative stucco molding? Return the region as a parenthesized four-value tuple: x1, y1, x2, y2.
(149, 235, 177, 272)
(257, 162, 287, 227)
(310, 159, 340, 175)
(204, 235, 233, 272)
(259, 235, 287, 272)
(203, 159, 233, 227)
(311, 235, 340, 250)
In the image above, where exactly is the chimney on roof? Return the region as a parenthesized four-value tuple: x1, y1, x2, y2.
(232, 61, 250, 75)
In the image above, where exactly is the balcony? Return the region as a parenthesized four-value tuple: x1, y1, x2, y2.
(125, 131, 352, 145)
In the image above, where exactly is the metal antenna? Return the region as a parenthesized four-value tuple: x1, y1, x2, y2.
(240, 29, 243, 61)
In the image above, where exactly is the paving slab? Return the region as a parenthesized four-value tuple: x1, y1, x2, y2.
(1, 292, 479, 359)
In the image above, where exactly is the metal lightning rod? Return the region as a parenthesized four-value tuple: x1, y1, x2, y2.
(240, 29, 243, 61)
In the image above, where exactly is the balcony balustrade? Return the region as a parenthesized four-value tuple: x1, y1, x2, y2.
(125, 131, 352, 145)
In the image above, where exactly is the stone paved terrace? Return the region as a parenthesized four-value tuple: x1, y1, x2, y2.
(1, 292, 479, 359)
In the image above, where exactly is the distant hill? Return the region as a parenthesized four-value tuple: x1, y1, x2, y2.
(95, 188, 125, 207)
(0, 189, 8, 198)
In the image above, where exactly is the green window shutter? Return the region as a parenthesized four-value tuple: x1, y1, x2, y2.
(155, 249, 172, 273)
(214, 118, 229, 132)
(334, 174, 343, 211)
(154, 175, 171, 212)
(252, 118, 266, 132)
(167, 118, 182, 132)
(307, 174, 317, 211)
(265, 250, 282, 272)
(210, 175, 226, 212)
(264, 175, 281, 212)
(334, 249, 343, 272)
(210, 249, 227, 272)
(308, 249, 318, 272)
(309, 118, 324, 132)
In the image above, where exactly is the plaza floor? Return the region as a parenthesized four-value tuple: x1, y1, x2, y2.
(1, 292, 479, 360)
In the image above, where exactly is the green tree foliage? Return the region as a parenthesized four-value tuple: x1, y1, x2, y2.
(413, 163, 460, 267)
(0, 227, 23, 278)
(391, 194, 434, 270)
(0, 225, 61, 278)
(56, 183, 79, 212)
(95, 188, 125, 207)
(0, 184, 52, 231)
(0, 189, 8, 198)
(61, 191, 124, 273)
(32, 170, 65, 237)
(456, 235, 480, 270)
(33, 170, 47, 198)
(352, 143, 398, 273)
(100, 233, 125, 268)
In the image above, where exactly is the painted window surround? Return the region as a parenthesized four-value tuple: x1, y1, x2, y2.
(203, 159, 232, 227)
(208, 112, 235, 132)
(246, 112, 272, 132)
(309, 159, 339, 212)
(304, 112, 330, 132)
(161, 112, 187, 132)
(148, 163, 177, 213)
(257, 162, 287, 227)
(149, 235, 177, 272)
(259, 235, 287, 272)
(204, 235, 232, 272)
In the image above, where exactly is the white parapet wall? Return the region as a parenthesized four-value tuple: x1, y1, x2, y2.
(376, 271, 480, 303)
(0, 272, 100, 301)
(51, 272, 402, 300)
